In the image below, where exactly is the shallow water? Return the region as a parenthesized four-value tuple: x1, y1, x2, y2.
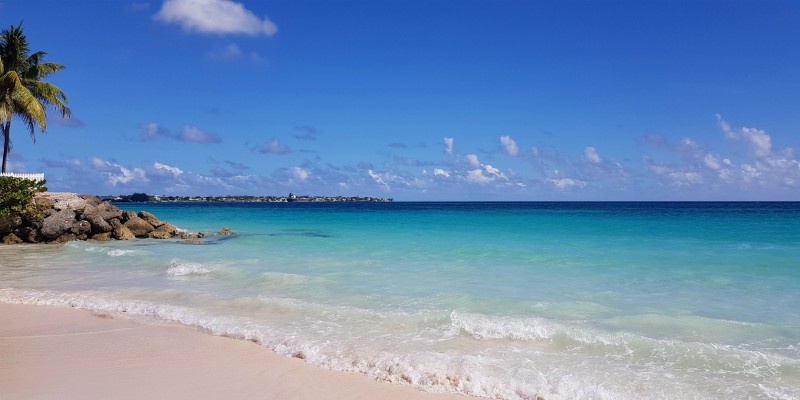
(2, 202, 799, 399)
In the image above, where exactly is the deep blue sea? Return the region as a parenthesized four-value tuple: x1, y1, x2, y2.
(2, 202, 799, 399)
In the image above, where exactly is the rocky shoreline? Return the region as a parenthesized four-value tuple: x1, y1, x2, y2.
(1, 192, 232, 245)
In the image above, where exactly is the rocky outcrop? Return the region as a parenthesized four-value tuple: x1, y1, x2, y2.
(215, 227, 236, 235)
(1, 192, 210, 245)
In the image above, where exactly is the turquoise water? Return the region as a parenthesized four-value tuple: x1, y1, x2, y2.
(1, 202, 799, 399)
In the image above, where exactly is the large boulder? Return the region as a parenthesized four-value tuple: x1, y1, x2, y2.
(78, 195, 102, 207)
(42, 192, 93, 213)
(123, 216, 155, 238)
(40, 209, 77, 240)
(16, 226, 41, 243)
(0, 216, 21, 236)
(2, 233, 23, 244)
(71, 220, 92, 236)
(138, 211, 165, 228)
(83, 213, 112, 234)
(92, 232, 113, 241)
(215, 227, 236, 235)
(149, 222, 178, 239)
(93, 202, 123, 221)
(121, 211, 137, 223)
(50, 233, 77, 244)
(110, 219, 135, 240)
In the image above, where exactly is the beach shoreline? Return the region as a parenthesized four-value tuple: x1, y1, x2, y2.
(0, 302, 470, 400)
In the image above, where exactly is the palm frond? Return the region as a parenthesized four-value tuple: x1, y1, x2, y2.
(2, 70, 46, 133)
(25, 80, 70, 117)
(0, 24, 31, 72)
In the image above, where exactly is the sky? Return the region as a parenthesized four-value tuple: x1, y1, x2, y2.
(2, 0, 799, 200)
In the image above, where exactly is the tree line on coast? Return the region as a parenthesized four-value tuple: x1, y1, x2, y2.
(105, 193, 393, 203)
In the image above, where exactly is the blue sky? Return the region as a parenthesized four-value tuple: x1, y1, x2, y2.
(2, 0, 799, 200)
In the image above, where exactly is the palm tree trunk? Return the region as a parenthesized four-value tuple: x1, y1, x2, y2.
(2, 120, 11, 173)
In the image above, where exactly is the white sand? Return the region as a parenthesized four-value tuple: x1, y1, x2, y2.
(0, 303, 471, 400)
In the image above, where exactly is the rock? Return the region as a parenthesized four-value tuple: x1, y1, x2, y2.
(138, 211, 165, 228)
(215, 227, 236, 235)
(16, 227, 41, 243)
(84, 213, 112, 234)
(92, 232, 113, 241)
(110, 219, 135, 240)
(2, 233, 23, 244)
(178, 231, 195, 239)
(0, 216, 21, 236)
(3, 192, 189, 245)
(50, 233, 77, 244)
(180, 238, 206, 245)
(121, 211, 137, 223)
(33, 195, 55, 210)
(94, 202, 123, 221)
(41, 192, 92, 213)
(149, 222, 178, 239)
(149, 230, 171, 239)
(40, 209, 77, 240)
(71, 220, 92, 236)
(78, 194, 102, 207)
(123, 216, 155, 238)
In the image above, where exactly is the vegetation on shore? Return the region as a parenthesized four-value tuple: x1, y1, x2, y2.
(0, 175, 46, 218)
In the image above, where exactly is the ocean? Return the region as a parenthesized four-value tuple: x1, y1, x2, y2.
(1, 202, 799, 399)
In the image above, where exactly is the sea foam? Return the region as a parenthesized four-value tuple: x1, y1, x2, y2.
(165, 259, 214, 277)
(1, 287, 798, 400)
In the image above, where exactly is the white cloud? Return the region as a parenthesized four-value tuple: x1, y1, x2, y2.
(500, 135, 519, 156)
(742, 127, 772, 158)
(154, 162, 184, 177)
(716, 114, 737, 139)
(256, 138, 290, 154)
(433, 168, 450, 177)
(155, 0, 278, 36)
(547, 178, 586, 189)
(290, 166, 310, 181)
(531, 147, 540, 157)
(584, 147, 602, 164)
(716, 115, 772, 158)
(444, 137, 454, 155)
(140, 122, 171, 140)
(466, 169, 492, 185)
(89, 157, 148, 186)
(367, 169, 389, 190)
(703, 154, 734, 180)
(703, 153, 721, 170)
(644, 156, 703, 187)
(483, 164, 506, 180)
(178, 125, 222, 143)
(667, 171, 703, 186)
(464, 164, 507, 185)
(466, 154, 481, 168)
(741, 164, 760, 182)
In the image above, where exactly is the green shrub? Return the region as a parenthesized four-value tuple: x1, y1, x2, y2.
(0, 177, 48, 218)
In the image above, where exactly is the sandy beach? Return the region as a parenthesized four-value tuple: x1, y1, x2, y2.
(0, 303, 470, 400)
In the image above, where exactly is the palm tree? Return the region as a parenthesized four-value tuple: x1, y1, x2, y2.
(0, 23, 70, 173)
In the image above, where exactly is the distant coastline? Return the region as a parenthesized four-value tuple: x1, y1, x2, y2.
(102, 193, 393, 203)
